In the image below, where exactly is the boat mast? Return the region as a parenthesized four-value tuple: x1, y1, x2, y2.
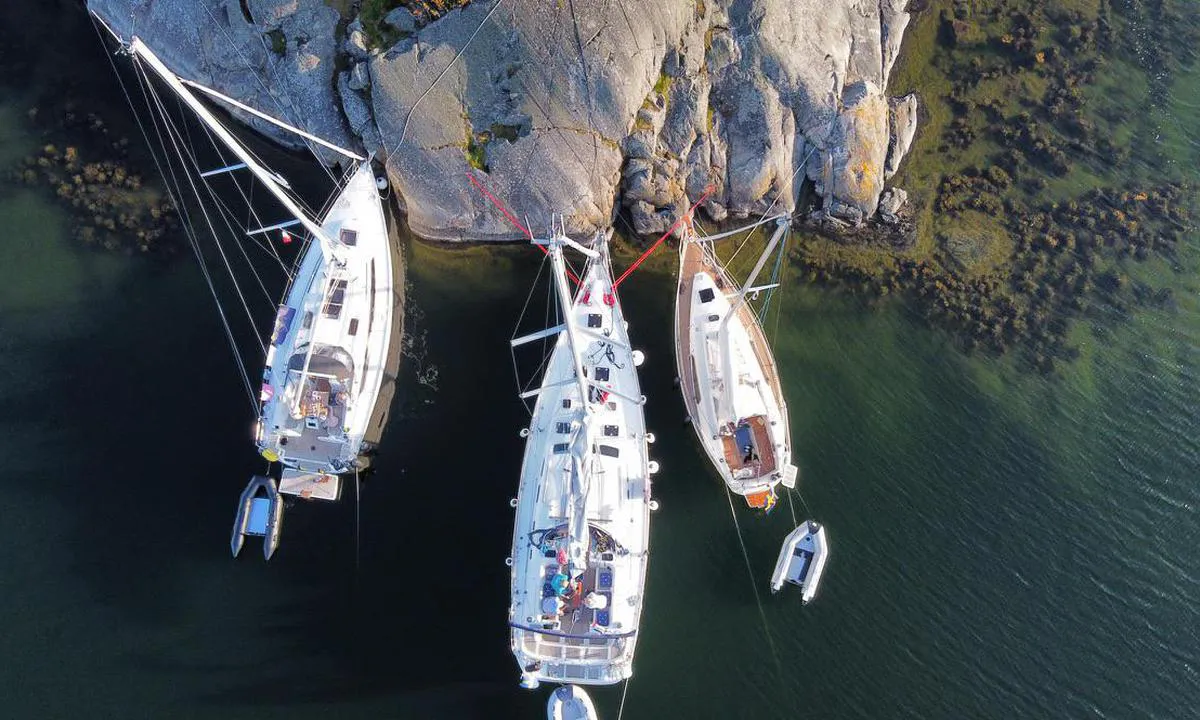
(713, 218, 789, 418)
(542, 218, 598, 571)
(544, 221, 595, 408)
(128, 37, 344, 265)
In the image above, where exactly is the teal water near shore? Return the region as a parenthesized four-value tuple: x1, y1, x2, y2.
(1, 2, 1198, 718)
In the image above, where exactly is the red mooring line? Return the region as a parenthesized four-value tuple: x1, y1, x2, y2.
(613, 188, 713, 289)
(465, 172, 580, 285)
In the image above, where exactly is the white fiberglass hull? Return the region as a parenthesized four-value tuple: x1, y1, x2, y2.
(256, 162, 394, 481)
(673, 233, 794, 509)
(509, 235, 653, 687)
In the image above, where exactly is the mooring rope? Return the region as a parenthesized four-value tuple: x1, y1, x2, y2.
(723, 484, 784, 677)
(391, 0, 511, 153)
(616, 677, 631, 720)
(354, 465, 362, 571)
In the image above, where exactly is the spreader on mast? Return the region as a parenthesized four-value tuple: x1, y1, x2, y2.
(128, 37, 346, 266)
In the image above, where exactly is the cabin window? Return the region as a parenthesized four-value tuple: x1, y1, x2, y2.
(323, 280, 348, 319)
(348, 318, 359, 336)
(708, 314, 720, 322)
(594, 367, 610, 382)
(587, 314, 602, 328)
(603, 425, 619, 437)
(699, 288, 715, 303)
(598, 445, 620, 458)
(340, 228, 358, 246)
(561, 399, 572, 409)
(302, 311, 313, 329)
(555, 421, 572, 434)
(552, 443, 569, 454)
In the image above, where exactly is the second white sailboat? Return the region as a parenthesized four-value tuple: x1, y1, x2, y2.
(508, 225, 655, 689)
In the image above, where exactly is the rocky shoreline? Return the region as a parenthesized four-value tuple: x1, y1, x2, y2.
(13, 0, 1191, 373)
(87, 0, 921, 241)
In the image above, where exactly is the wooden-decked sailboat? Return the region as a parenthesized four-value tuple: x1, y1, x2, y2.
(674, 216, 797, 509)
(508, 225, 655, 689)
(94, 20, 398, 556)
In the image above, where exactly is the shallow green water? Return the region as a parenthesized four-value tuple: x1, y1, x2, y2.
(1, 2, 1199, 719)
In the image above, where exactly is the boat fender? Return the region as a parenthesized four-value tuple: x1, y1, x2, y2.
(505, 557, 513, 567)
(519, 428, 530, 438)
(649, 500, 660, 512)
(648, 460, 660, 475)
(519, 673, 540, 689)
(645, 433, 655, 444)
(509, 498, 518, 508)
(603, 293, 615, 306)
(632, 350, 645, 366)
(261, 448, 279, 462)
(375, 175, 389, 191)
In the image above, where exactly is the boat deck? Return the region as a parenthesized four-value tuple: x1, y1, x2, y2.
(676, 239, 785, 421)
(719, 414, 778, 477)
(675, 235, 788, 492)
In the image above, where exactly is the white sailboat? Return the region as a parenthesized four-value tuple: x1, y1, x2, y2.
(94, 22, 398, 552)
(674, 216, 797, 510)
(508, 224, 654, 689)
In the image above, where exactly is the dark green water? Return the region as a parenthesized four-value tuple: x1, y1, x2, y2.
(2, 3, 1198, 719)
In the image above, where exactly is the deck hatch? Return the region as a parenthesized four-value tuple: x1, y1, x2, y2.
(339, 228, 358, 246)
(323, 279, 348, 319)
(594, 366, 610, 381)
(587, 314, 602, 328)
(603, 425, 620, 437)
(699, 287, 715, 303)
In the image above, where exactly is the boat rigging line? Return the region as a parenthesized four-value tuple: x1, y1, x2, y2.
(137, 62, 268, 355)
(165, 91, 279, 310)
(612, 188, 713, 289)
(723, 482, 785, 678)
(465, 173, 582, 284)
(200, 2, 341, 186)
(354, 466, 362, 571)
(91, 18, 258, 413)
(616, 676, 631, 720)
